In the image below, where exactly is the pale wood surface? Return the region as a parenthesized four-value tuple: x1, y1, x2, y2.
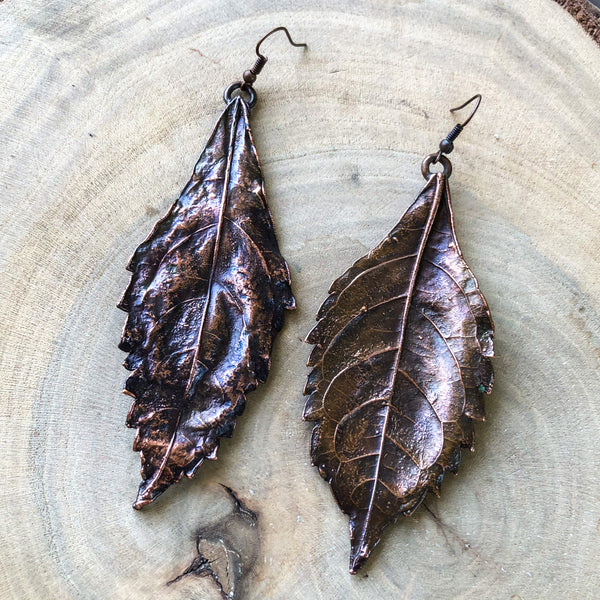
(1, 1, 600, 599)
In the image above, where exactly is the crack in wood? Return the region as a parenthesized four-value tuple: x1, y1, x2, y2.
(167, 485, 259, 599)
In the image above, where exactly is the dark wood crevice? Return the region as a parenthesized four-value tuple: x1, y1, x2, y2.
(167, 485, 259, 600)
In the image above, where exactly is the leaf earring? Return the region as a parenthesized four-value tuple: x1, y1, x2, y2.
(118, 27, 306, 509)
(303, 95, 494, 573)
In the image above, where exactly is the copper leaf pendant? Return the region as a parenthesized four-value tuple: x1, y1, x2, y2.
(119, 96, 295, 509)
(304, 172, 493, 573)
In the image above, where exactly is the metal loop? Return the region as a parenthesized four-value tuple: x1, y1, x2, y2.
(223, 82, 257, 108)
(421, 153, 452, 179)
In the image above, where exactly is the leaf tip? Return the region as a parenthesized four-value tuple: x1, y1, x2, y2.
(348, 545, 370, 575)
(132, 491, 150, 510)
(134, 478, 167, 509)
(348, 523, 380, 574)
(348, 509, 385, 573)
(134, 491, 155, 509)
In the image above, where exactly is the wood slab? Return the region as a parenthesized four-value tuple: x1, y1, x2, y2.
(1, 1, 599, 598)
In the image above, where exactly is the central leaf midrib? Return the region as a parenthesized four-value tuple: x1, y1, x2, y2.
(361, 177, 443, 537)
(147, 98, 243, 488)
(185, 100, 241, 397)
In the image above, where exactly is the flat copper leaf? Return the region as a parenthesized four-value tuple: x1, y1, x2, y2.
(304, 173, 494, 573)
(119, 96, 294, 508)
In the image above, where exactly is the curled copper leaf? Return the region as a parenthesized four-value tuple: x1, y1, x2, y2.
(304, 173, 494, 573)
(119, 96, 294, 509)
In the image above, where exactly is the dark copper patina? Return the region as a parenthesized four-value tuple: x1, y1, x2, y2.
(304, 153, 494, 573)
(119, 95, 294, 509)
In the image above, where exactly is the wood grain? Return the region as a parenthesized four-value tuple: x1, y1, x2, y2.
(553, 0, 600, 44)
(1, 1, 600, 598)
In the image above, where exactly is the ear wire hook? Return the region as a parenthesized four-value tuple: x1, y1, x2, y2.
(255, 26, 308, 60)
(242, 26, 307, 87)
(449, 94, 482, 128)
(224, 27, 307, 108)
(435, 93, 482, 160)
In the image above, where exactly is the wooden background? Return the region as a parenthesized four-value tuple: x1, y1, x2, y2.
(1, 1, 600, 598)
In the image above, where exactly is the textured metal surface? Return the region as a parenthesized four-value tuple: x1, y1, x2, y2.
(304, 172, 494, 573)
(119, 96, 295, 509)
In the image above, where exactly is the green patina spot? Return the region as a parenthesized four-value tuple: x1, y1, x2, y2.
(478, 384, 486, 394)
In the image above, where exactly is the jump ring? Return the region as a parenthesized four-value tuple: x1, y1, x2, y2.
(421, 153, 452, 179)
(223, 82, 257, 109)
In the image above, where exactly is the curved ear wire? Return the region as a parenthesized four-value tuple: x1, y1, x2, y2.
(223, 27, 307, 106)
(449, 93, 482, 128)
(255, 26, 308, 60)
(435, 93, 482, 159)
(242, 26, 307, 87)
